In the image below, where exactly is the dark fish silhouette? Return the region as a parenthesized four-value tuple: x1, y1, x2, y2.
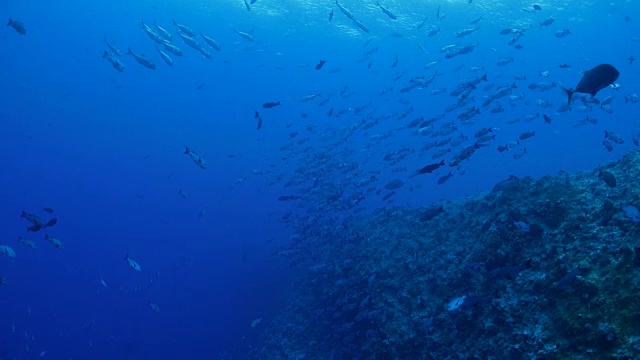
(419, 205, 444, 222)
(262, 101, 280, 109)
(7, 19, 26, 34)
(563, 64, 619, 106)
(488, 259, 532, 280)
(416, 159, 445, 174)
(255, 111, 263, 130)
(21, 211, 57, 232)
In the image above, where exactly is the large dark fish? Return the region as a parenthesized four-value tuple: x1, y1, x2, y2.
(416, 159, 445, 174)
(563, 64, 619, 105)
(7, 19, 26, 34)
(419, 205, 444, 222)
(255, 111, 263, 130)
(21, 211, 57, 232)
(262, 101, 280, 109)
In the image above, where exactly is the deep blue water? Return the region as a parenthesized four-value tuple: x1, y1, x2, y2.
(1, 0, 639, 359)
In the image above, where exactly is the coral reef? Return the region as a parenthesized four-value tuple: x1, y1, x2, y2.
(255, 150, 640, 359)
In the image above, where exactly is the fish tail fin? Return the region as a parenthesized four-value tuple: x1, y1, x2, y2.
(184, 146, 190, 154)
(562, 87, 574, 106)
(439, 159, 445, 166)
(7, 19, 12, 26)
(20, 211, 26, 218)
(127, 47, 133, 55)
(103, 51, 109, 58)
(481, 74, 487, 81)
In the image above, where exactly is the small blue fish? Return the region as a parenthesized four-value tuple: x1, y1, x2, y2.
(622, 205, 640, 223)
(554, 267, 581, 288)
(514, 221, 530, 233)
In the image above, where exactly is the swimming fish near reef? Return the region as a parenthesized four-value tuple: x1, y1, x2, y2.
(125, 254, 142, 271)
(437, 172, 453, 185)
(18, 236, 37, 249)
(7, 19, 26, 34)
(162, 40, 183, 56)
(156, 45, 173, 66)
(255, 111, 263, 130)
(563, 64, 620, 106)
(622, 205, 640, 223)
(103, 51, 125, 72)
(104, 37, 122, 56)
(148, 301, 160, 312)
(128, 48, 156, 70)
(154, 22, 172, 41)
(21, 211, 57, 232)
(251, 317, 263, 327)
(233, 29, 254, 42)
(173, 20, 196, 37)
(488, 259, 532, 280)
(45, 234, 64, 249)
(416, 160, 445, 174)
(263, 101, 280, 109)
(420, 205, 444, 222)
(599, 170, 616, 187)
(178, 188, 188, 199)
(0, 245, 16, 258)
(376, 1, 397, 20)
(201, 33, 221, 51)
(184, 146, 207, 169)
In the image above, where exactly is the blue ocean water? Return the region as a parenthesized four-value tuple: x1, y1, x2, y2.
(1, 0, 639, 359)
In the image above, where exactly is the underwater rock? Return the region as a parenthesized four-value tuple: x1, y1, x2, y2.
(257, 149, 640, 360)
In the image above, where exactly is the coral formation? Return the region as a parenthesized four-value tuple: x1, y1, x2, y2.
(255, 150, 640, 359)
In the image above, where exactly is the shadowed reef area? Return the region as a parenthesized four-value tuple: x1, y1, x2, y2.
(255, 149, 640, 359)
